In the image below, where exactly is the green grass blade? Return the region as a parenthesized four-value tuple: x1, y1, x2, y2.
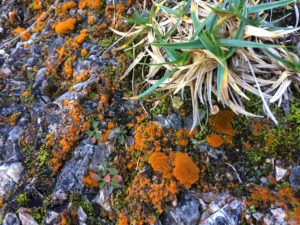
(163, 19, 182, 39)
(152, 40, 203, 49)
(264, 49, 298, 71)
(158, 5, 179, 15)
(136, 68, 178, 98)
(217, 61, 226, 98)
(216, 38, 279, 48)
(248, 0, 296, 14)
(261, 13, 292, 27)
(138, 61, 179, 66)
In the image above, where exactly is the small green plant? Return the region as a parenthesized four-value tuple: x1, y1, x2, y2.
(107, 127, 134, 146)
(92, 162, 122, 199)
(88, 121, 103, 143)
(114, 0, 299, 129)
(17, 193, 28, 206)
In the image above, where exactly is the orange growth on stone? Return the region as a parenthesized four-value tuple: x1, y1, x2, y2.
(252, 121, 263, 136)
(118, 213, 128, 225)
(88, 16, 95, 24)
(149, 152, 172, 178)
(13, 27, 31, 41)
(173, 152, 200, 188)
(62, 1, 77, 12)
(33, 0, 43, 10)
(55, 18, 76, 35)
(209, 110, 235, 136)
(206, 134, 224, 148)
(83, 170, 99, 187)
(176, 129, 189, 147)
(9, 11, 16, 23)
(91, 0, 102, 9)
(81, 48, 88, 57)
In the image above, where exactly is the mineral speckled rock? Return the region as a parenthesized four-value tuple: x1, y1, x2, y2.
(161, 193, 200, 225)
(289, 165, 300, 188)
(18, 208, 39, 225)
(2, 213, 20, 225)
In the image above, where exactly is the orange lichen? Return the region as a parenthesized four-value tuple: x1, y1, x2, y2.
(83, 170, 99, 187)
(13, 27, 31, 41)
(118, 213, 128, 225)
(55, 18, 76, 35)
(245, 140, 251, 149)
(173, 152, 200, 188)
(136, 113, 147, 123)
(33, 0, 43, 10)
(252, 121, 263, 136)
(176, 129, 189, 147)
(91, 0, 102, 9)
(62, 1, 77, 12)
(209, 110, 235, 136)
(149, 152, 172, 178)
(72, 29, 88, 47)
(88, 16, 95, 24)
(206, 134, 224, 148)
(266, 135, 276, 147)
(166, 179, 179, 194)
(9, 11, 16, 23)
(81, 48, 88, 57)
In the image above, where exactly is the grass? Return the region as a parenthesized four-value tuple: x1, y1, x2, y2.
(113, 0, 299, 129)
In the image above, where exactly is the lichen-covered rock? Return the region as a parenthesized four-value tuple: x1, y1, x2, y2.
(289, 165, 300, 188)
(2, 213, 20, 225)
(18, 208, 39, 225)
(161, 193, 200, 225)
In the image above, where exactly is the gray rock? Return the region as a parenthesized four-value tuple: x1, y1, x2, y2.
(275, 166, 287, 182)
(166, 193, 201, 225)
(154, 114, 183, 130)
(200, 200, 244, 225)
(50, 189, 68, 207)
(18, 208, 38, 225)
(263, 213, 288, 225)
(53, 139, 95, 193)
(0, 170, 16, 199)
(45, 211, 59, 225)
(270, 208, 286, 223)
(88, 143, 112, 173)
(78, 206, 87, 224)
(93, 189, 112, 212)
(8, 125, 24, 142)
(54, 37, 65, 47)
(0, 162, 24, 183)
(289, 166, 300, 188)
(252, 211, 264, 221)
(2, 213, 20, 225)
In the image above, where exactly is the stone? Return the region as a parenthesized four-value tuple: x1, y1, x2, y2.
(166, 193, 201, 225)
(18, 208, 38, 225)
(289, 166, 300, 189)
(53, 139, 94, 193)
(50, 189, 68, 207)
(275, 166, 287, 181)
(270, 208, 286, 223)
(0, 170, 16, 199)
(88, 143, 112, 173)
(2, 213, 20, 225)
(263, 213, 288, 225)
(45, 211, 59, 225)
(78, 206, 87, 224)
(199, 200, 244, 225)
(154, 113, 183, 130)
(0, 162, 24, 183)
(93, 190, 112, 212)
(252, 211, 264, 221)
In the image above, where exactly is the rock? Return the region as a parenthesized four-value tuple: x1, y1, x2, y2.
(78, 206, 87, 224)
(50, 189, 68, 207)
(0, 170, 16, 199)
(88, 143, 112, 173)
(0, 162, 24, 183)
(53, 139, 95, 193)
(18, 208, 38, 225)
(2, 213, 20, 225)
(263, 212, 288, 225)
(54, 37, 65, 47)
(199, 200, 244, 225)
(200, 192, 217, 203)
(275, 166, 287, 181)
(45, 211, 59, 225)
(208, 201, 220, 214)
(289, 166, 300, 188)
(270, 208, 286, 223)
(252, 211, 264, 221)
(93, 189, 112, 212)
(8, 125, 24, 142)
(154, 113, 183, 130)
(162, 193, 200, 225)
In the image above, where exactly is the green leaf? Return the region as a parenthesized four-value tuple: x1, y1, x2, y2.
(261, 13, 292, 27)
(109, 168, 118, 175)
(217, 61, 226, 97)
(158, 5, 178, 15)
(115, 128, 121, 133)
(110, 181, 121, 188)
(248, 0, 296, 14)
(152, 39, 203, 49)
(216, 38, 279, 48)
(92, 121, 99, 129)
(137, 68, 178, 98)
(99, 181, 106, 188)
(95, 132, 102, 140)
(118, 135, 125, 145)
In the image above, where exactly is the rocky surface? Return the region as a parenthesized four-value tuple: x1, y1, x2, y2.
(0, 0, 299, 225)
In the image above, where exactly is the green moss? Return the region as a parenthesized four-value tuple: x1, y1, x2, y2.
(17, 193, 28, 206)
(32, 207, 47, 224)
(81, 201, 94, 217)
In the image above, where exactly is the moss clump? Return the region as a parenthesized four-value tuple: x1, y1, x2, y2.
(32, 207, 47, 224)
(17, 193, 28, 206)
